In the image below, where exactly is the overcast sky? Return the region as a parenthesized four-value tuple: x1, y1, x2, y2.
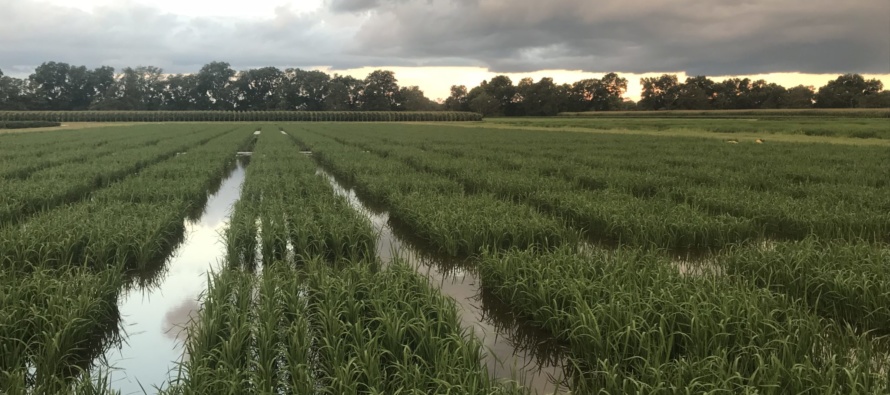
(2, 0, 888, 100)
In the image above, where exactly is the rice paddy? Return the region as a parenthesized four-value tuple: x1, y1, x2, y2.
(1, 118, 888, 394)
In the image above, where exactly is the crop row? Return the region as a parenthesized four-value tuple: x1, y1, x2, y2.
(0, 127, 251, 272)
(225, 128, 376, 268)
(0, 111, 482, 122)
(721, 239, 890, 335)
(168, 259, 524, 394)
(0, 126, 253, 393)
(311, 124, 890, 246)
(166, 129, 522, 394)
(307, 126, 758, 251)
(478, 246, 888, 393)
(0, 125, 234, 225)
(0, 127, 155, 179)
(287, 124, 890, 392)
(288, 127, 576, 258)
(0, 266, 120, 393)
(351, 123, 890, 190)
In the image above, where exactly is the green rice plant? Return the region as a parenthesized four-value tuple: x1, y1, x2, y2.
(722, 238, 890, 335)
(674, 185, 890, 242)
(0, 126, 159, 180)
(277, 264, 313, 394)
(389, 191, 576, 257)
(305, 259, 525, 394)
(225, 198, 259, 268)
(166, 263, 310, 394)
(167, 267, 256, 394)
(230, 129, 376, 268)
(0, 127, 253, 273)
(0, 124, 232, 225)
(0, 265, 122, 393)
(477, 246, 888, 393)
(0, 201, 187, 272)
(303, 122, 890, 248)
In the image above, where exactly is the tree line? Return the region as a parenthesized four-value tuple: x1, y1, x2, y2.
(1, 61, 887, 115)
(0, 61, 440, 112)
(444, 73, 888, 116)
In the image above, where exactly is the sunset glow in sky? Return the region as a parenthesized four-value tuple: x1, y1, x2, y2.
(4, 0, 888, 101)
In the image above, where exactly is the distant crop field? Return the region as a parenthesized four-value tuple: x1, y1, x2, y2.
(2, 122, 889, 394)
(559, 108, 890, 118)
(486, 115, 890, 140)
(0, 110, 482, 123)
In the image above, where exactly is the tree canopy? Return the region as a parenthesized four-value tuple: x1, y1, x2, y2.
(0, 62, 886, 113)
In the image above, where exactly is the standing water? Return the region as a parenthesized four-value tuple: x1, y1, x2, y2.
(101, 160, 248, 394)
(316, 169, 568, 395)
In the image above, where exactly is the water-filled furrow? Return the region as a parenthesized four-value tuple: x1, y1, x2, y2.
(316, 168, 569, 395)
(99, 160, 248, 394)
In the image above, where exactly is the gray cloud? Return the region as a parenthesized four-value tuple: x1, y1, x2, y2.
(1, 0, 888, 76)
(348, 0, 890, 74)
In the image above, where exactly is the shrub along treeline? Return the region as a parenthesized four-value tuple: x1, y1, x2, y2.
(0, 111, 482, 123)
(0, 121, 60, 129)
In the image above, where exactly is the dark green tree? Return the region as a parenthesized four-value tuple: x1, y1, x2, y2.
(482, 75, 517, 116)
(232, 67, 283, 110)
(29, 62, 74, 110)
(444, 85, 469, 111)
(324, 74, 362, 111)
(675, 76, 716, 110)
(361, 70, 399, 111)
(395, 86, 439, 111)
(639, 74, 680, 110)
(517, 77, 561, 116)
(0, 69, 31, 110)
(196, 61, 236, 110)
(814, 74, 883, 108)
(467, 87, 499, 116)
(783, 85, 815, 108)
(159, 74, 199, 110)
(280, 69, 330, 111)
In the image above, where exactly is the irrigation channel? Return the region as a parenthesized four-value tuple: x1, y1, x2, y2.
(316, 168, 570, 395)
(99, 159, 248, 394)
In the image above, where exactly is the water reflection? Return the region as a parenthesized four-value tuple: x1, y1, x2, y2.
(100, 160, 247, 394)
(317, 168, 568, 394)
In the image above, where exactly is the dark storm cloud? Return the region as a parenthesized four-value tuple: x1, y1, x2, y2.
(346, 0, 890, 74)
(1, 0, 887, 75)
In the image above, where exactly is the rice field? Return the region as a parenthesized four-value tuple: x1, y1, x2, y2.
(1, 119, 888, 394)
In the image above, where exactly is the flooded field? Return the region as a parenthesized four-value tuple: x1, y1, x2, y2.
(101, 160, 247, 393)
(3, 121, 889, 394)
(319, 169, 568, 394)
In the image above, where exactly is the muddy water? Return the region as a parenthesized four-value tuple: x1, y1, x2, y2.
(100, 160, 248, 394)
(317, 169, 568, 395)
